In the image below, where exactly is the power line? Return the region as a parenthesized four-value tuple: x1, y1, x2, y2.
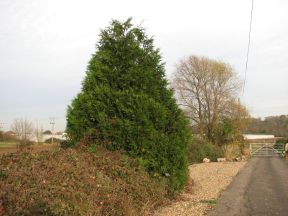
(243, 0, 254, 95)
(49, 117, 55, 144)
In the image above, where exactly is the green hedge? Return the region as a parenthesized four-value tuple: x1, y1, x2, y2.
(66, 18, 191, 192)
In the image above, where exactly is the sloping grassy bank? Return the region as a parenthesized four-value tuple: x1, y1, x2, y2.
(0, 147, 167, 215)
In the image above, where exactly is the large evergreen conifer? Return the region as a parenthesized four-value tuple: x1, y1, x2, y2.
(66, 18, 191, 191)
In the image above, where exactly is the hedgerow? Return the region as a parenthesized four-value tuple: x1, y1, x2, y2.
(0, 148, 167, 215)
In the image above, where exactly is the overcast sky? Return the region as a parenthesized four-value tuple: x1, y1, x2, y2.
(0, 0, 287, 131)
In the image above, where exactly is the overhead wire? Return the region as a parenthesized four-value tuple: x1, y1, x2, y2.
(242, 0, 254, 95)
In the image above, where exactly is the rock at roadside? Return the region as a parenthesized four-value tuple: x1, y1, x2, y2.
(217, 158, 226, 162)
(235, 157, 241, 162)
(203, 158, 210, 163)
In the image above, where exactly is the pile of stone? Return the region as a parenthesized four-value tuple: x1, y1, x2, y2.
(235, 155, 246, 162)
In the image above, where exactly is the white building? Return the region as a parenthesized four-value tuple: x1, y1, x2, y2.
(243, 134, 275, 140)
(30, 133, 67, 142)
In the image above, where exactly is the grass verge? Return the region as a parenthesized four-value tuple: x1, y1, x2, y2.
(0, 141, 19, 148)
(199, 199, 217, 205)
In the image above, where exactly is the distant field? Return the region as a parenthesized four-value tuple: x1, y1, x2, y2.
(0, 142, 59, 155)
(0, 141, 19, 148)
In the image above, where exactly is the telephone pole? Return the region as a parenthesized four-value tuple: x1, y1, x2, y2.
(49, 117, 55, 144)
(0, 122, 4, 142)
(0, 122, 4, 131)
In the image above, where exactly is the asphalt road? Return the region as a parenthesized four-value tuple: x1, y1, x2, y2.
(208, 157, 288, 216)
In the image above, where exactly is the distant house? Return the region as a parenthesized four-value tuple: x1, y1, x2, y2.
(2, 131, 16, 141)
(5, 131, 16, 137)
(30, 132, 67, 143)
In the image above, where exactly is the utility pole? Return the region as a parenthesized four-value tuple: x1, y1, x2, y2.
(0, 122, 4, 143)
(0, 122, 4, 131)
(49, 117, 55, 144)
(35, 120, 39, 144)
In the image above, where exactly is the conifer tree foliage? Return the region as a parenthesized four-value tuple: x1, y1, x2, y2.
(66, 18, 191, 191)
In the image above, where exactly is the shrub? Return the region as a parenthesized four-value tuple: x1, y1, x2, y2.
(276, 138, 288, 144)
(223, 142, 242, 161)
(187, 137, 223, 163)
(0, 170, 8, 181)
(66, 18, 191, 191)
(44, 138, 62, 144)
(18, 140, 33, 149)
(43, 130, 52, 135)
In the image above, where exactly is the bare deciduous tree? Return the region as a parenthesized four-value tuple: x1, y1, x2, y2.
(172, 55, 248, 143)
(11, 118, 34, 146)
(34, 121, 43, 144)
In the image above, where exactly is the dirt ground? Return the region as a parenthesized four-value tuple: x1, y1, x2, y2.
(153, 161, 246, 216)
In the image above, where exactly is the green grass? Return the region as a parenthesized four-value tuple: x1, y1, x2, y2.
(0, 141, 19, 148)
(200, 199, 217, 205)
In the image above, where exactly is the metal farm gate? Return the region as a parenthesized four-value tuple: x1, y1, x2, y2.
(249, 143, 285, 157)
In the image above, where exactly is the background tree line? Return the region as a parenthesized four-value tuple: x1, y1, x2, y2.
(246, 115, 288, 137)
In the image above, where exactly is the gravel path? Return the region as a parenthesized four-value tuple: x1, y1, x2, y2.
(153, 162, 246, 216)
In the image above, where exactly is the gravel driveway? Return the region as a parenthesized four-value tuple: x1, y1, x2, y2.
(153, 162, 246, 216)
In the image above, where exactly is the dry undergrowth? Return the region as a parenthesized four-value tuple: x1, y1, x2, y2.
(0, 147, 167, 216)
